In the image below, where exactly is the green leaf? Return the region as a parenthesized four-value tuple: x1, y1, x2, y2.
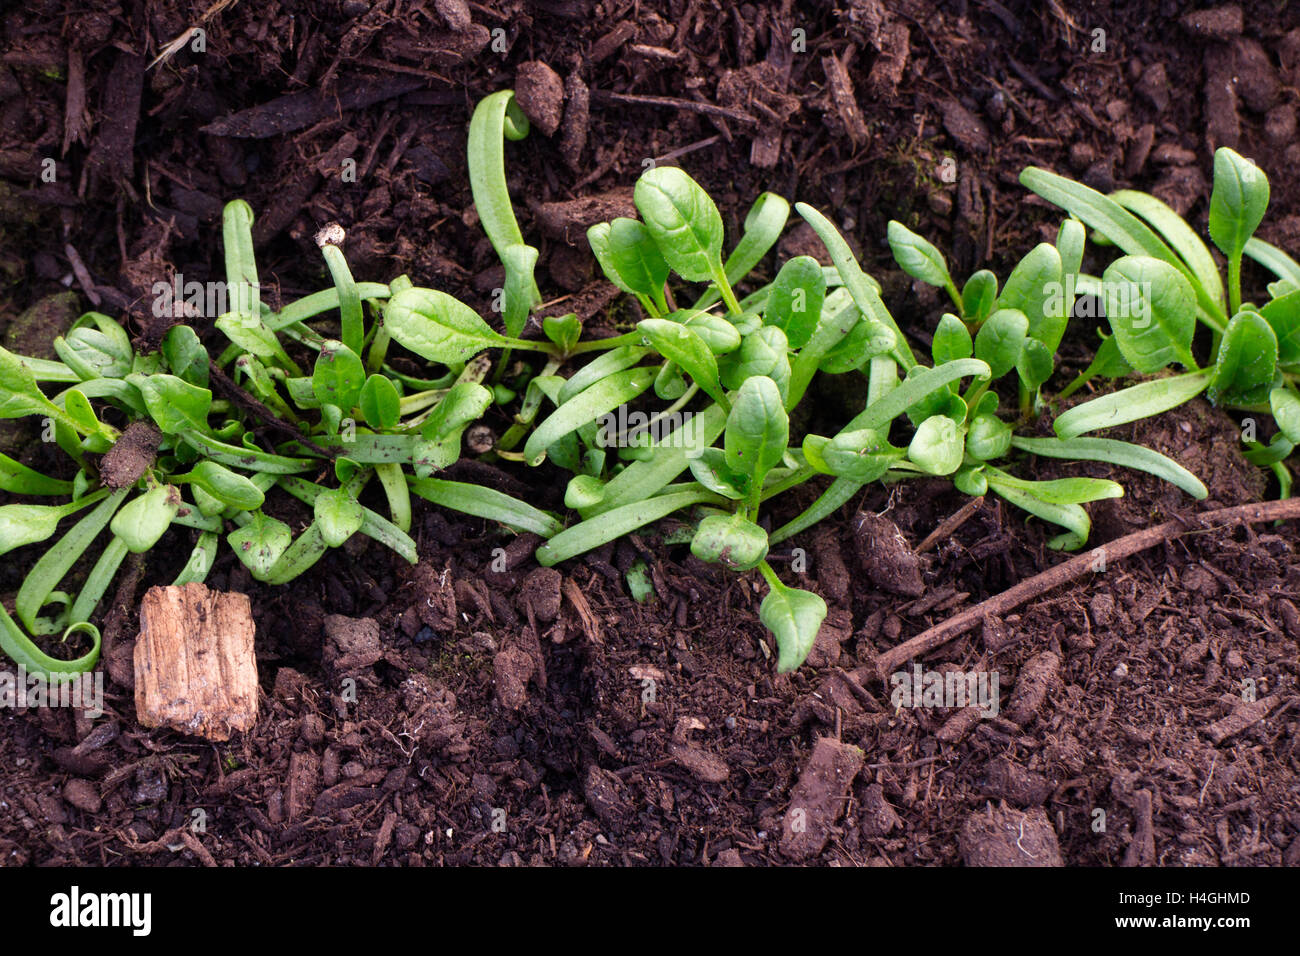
(414, 381, 493, 475)
(54, 313, 133, 380)
(724, 376, 788, 490)
(384, 287, 511, 365)
(589, 218, 671, 305)
(359, 373, 402, 429)
(1020, 166, 1226, 328)
(962, 270, 998, 324)
(983, 475, 1093, 550)
(680, 311, 743, 354)
(543, 313, 581, 353)
(691, 513, 768, 571)
(559, 346, 651, 404)
(501, 243, 540, 339)
(974, 308, 1028, 379)
(179, 429, 314, 474)
(0, 494, 105, 557)
(1245, 237, 1300, 286)
(1017, 338, 1054, 390)
(764, 256, 826, 349)
(695, 192, 792, 310)
(0, 345, 62, 420)
(588, 405, 727, 515)
(720, 326, 791, 398)
(1021, 166, 1179, 264)
(1258, 290, 1300, 365)
(795, 203, 910, 367)
(638, 319, 726, 407)
(1011, 435, 1207, 499)
(525, 366, 656, 466)
(162, 324, 210, 387)
(998, 243, 1065, 352)
(1271, 387, 1300, 443)
(222, 199, 260, 314)
(183, 461, 265, 510)
(0, 452, 74, 496)
(312, 339, 366, 412)
(1055, 370, 1212, 438)
(1208, 310, 1278, 406)
(1209, 147, 1270, 260)
(314, 487, 365, 547)
(1101, 256, 1197, 372)
(215, 311, 281, 359)
(409, 477, 562, 537)
(276, 476, 417, 564)
(687, 447, 748, 499)
(844, 358, 989, 433)
(1111, 189, 1224, 312)
(932, 313, 973, 365)
(634, 166, 725, 282)
(1056, 218, 1087, 276)
(565, 474, 607, 510)
(965, 414, 1013, 460)
(759, 573, 827, 673)
(0, 600, 100, 680)
(468, 90, 541, 307)
(229, 512, 293, 580)
(984, 467, 1123, 505)
(15, 489, 127, 631)
(127, 373, 212, 434)
(61, 388, 104, 437)
(803, 428, 901, 482)
(110, 484, 180, 553)
(888, 220, 958, 304)
(817, 312, 896, 375)
(538, 489, 722, 565)
(908, 415, 964, 475)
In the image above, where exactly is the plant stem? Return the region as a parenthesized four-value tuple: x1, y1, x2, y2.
(366, 327, 391, 375)
(375, 463, 411, 532)
(612, 383, 700, 445)
(1229, 253, 1242, 317)
(566, 331, 644, 356)
(759, 466, 815, 502)
(711, 265, 743, 316)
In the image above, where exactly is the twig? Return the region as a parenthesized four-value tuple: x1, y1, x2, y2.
(874, 497, 1300, 681)
(915, 495, 984, 554)
(206, 360, 335, 459)
(589, 90, 758, 126)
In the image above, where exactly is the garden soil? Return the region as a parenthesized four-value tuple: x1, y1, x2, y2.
(1, 0, 1298, 866)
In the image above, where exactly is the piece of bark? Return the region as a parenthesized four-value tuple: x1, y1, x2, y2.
(780, 737, 865, 860)
(1205, 694, 1282, 744)
(821, 53, 868, 147)
(134, 583, 258, 741)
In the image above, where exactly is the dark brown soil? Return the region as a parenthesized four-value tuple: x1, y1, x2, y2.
(2, 0, 1300, 867)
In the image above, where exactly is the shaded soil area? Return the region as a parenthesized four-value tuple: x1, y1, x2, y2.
(2, 0, 1299, 865)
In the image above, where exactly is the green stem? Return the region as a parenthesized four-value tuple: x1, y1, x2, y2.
(711, 265, 743, 316)
(612, 383, 700, 445)
(367, 327, 391, 375)
(566, 331, 645, 356)
(375, 463, 411, 532)
(760, 466, 816, 502)
(757, 559, 783, 591)
(1228, 253, 1242, 317)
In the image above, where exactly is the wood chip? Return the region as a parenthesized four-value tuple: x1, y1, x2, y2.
(134, 584, 258, 741)
(821, 53, 868, 147)
(1205, 694, 1283, 745)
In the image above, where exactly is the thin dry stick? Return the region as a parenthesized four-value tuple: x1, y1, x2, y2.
(915, 495, 984, 554)
(589, 90, 759, 125)
(874, 497, 1300, 681)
